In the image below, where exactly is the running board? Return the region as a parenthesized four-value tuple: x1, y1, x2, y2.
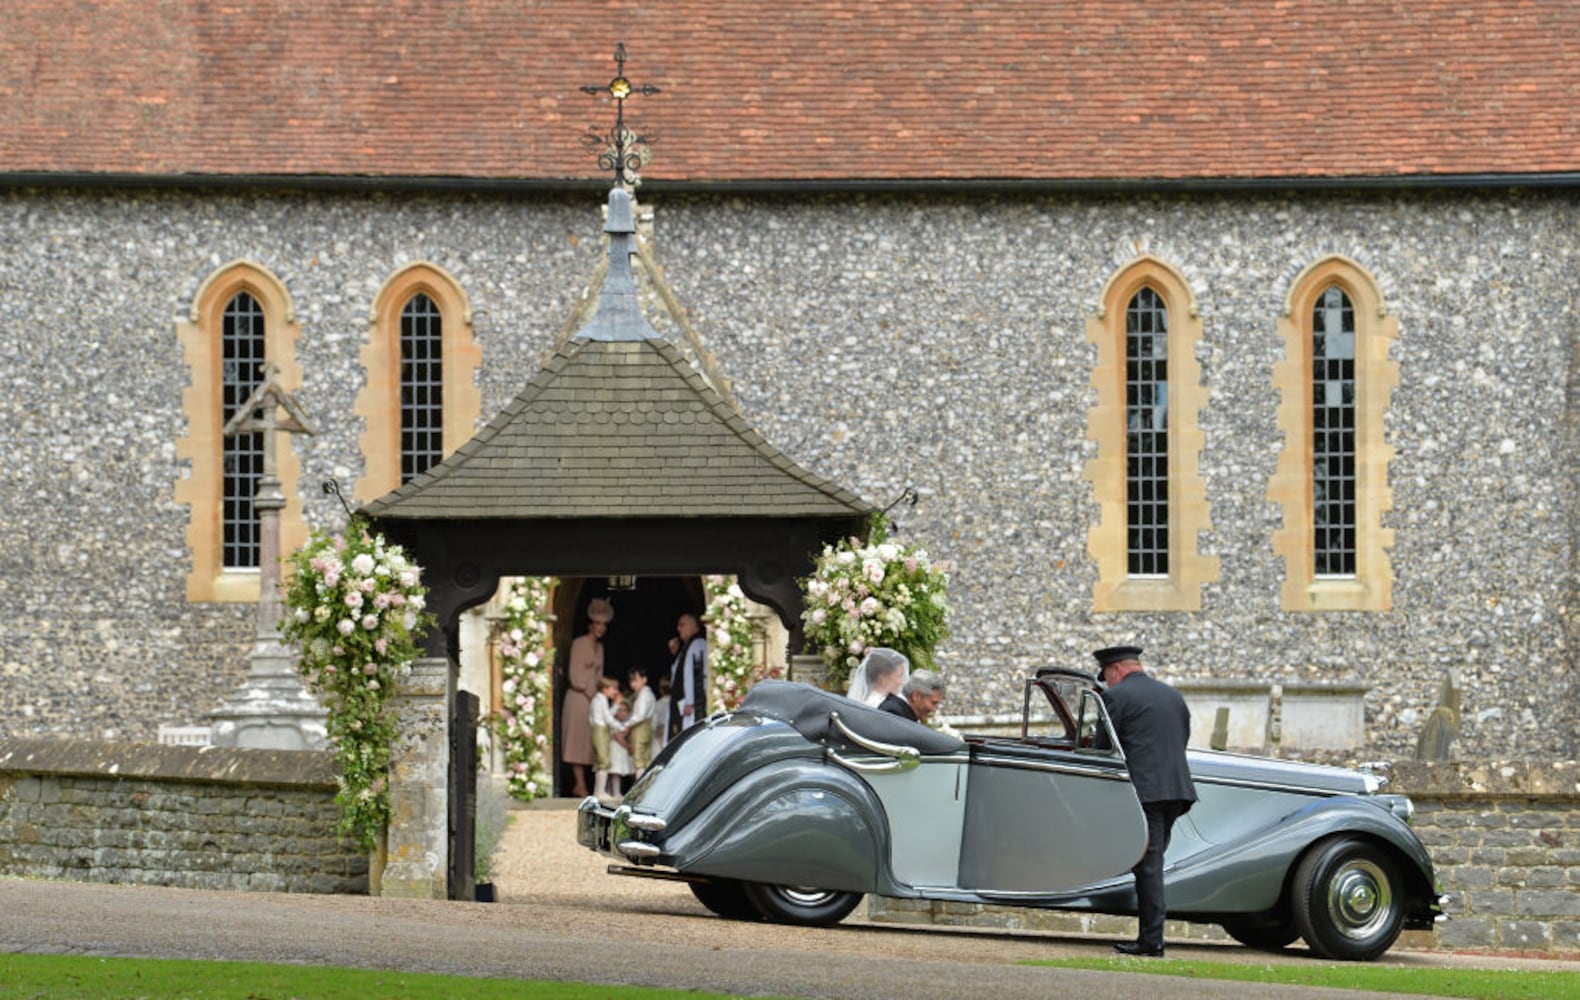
(606, 864, 705, 884)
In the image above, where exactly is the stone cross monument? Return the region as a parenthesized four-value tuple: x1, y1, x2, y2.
(209, 363, 328, 750)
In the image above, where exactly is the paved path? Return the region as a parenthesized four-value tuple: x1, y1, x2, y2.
(2, 800, 1576, 999)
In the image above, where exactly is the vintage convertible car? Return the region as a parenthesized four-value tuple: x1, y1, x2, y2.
(577, 670, 1447, 960)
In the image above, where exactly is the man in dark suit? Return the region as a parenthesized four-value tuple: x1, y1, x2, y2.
(877, 670, 945, 724)
(1095, 645, 1197, 958)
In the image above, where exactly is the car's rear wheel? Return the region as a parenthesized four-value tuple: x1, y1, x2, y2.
(688, 879, 762, 921)
(1291, 836, 1403, 961)
(1221, 917, 1301, 952)
(742, 882, 864, 926)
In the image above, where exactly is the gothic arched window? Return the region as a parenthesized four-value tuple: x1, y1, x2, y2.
(399, 292, 445, 483)
(1126, 286, 1170, 576)
(1084, 257, 1218, 612)
(356, 264, 481, 503)
(176, 261, 306, 602)
(1269, 257, 1397, 611)
(221, 291, 266, 568)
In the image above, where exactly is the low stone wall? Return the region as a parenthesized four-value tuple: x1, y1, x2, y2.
(0, 738, 367, 893)
(870, 758, 1580, 955)
(1394, 759, 1580, 953)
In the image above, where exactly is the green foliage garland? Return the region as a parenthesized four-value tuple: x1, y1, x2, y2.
(705, 575, 783, 711)
(492, 577, 555, 801)
(280, 517, 433, 851)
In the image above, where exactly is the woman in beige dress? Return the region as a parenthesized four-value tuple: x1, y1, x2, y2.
(561, 598, 612, 798)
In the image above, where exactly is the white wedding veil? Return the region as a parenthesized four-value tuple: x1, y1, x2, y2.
(845, 647, 910, 707)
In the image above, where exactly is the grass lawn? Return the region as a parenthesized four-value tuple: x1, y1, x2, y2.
(5, 951, 1576, 999)
(0, 954, 761, 1000)
(1030, 956, 1580, 1000)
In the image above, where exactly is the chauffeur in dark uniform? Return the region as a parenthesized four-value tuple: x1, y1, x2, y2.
(1094, 645, 1197, 958)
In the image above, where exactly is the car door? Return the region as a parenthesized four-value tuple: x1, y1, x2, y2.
(957, 683, 1147, 894)
(858, 749, 971, 891)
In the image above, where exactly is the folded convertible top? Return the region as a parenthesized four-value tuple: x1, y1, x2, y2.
(740, 679, 966, 756)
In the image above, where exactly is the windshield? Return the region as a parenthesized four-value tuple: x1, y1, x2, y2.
(1022, 671, 1123, 756)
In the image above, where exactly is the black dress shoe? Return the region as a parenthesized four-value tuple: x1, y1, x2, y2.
(1114, 941, 1165, 957)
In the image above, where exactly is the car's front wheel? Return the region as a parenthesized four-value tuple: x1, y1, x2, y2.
(1291, 836, 1404, 961)
(742, 882, 864, 926)
(689, 878, 763, 921)
(1221, 917, 1300, 952)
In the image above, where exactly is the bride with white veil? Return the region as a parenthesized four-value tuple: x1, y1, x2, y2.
(845, 647, 910, 707)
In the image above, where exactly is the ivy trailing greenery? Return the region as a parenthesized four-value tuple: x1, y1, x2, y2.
(280, 517, 433, 851)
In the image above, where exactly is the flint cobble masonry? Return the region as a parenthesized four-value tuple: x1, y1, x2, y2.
(0, 186, 1576, 761)
(0, 738, 367, 893)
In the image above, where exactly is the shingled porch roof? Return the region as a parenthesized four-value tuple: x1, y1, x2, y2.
(360, 336, 867, 522)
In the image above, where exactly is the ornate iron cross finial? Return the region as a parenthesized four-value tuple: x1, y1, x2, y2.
(581, 42, 660, 186)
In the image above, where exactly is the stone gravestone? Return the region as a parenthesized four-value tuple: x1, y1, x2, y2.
(1264, 683, 1284, 758)
(1415, 669, 1462, 761)
(1210, 706, 1230, 751)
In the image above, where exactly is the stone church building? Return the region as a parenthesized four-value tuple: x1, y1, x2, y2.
(1, 2, 1576, 762)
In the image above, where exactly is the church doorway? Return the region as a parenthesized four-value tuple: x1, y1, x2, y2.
(550, 575, 704, 797)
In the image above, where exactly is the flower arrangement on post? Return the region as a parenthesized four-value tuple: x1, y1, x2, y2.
(280, 516, 433, 851)
(493, 577, 555, 801)
(798, 518, 950, 693)
(705, 575, 782, 712)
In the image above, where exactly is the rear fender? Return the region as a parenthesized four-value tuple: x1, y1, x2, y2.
(661, 758, 888, 894)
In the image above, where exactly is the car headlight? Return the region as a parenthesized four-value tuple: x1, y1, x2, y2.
(1376, 793, 1415, 824)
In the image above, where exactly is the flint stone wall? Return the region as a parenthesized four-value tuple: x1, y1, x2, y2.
(871, 758, 1580, 955)
(0, 738, 366, 893)
(0, 186, 1576, 760)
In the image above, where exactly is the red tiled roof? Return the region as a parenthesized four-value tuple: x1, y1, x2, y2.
(2, 1, 1577, 185)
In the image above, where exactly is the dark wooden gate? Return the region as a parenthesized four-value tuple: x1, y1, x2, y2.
(448, 689, 478, 901)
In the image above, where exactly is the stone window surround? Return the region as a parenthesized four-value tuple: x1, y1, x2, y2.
(354, 262, 482, 505)
(1269, 255, 1398, 612)
(175, 260, 308, 603)
(1084, 255, 1219, 612)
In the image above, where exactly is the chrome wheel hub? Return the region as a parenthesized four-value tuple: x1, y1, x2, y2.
(778, 886, 838, 906)
(1328, 859, 1392, 939)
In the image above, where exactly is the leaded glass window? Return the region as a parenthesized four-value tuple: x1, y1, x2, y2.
(1312, 284, 1356, 575)
(221, 292, 265, 569)
(1126, 287, 1169, 575)
(400, 292, 444, 482)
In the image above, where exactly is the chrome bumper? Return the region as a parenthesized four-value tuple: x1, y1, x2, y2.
(577, 796, 663, 862)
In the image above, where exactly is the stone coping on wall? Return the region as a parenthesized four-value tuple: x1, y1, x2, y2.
(1386, 759, 1580, 798)
(1170, 678, 1371, 695)
(0, 737, 338, 788)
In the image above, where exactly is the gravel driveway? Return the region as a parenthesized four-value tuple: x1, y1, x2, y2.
(2, 800, 1574, 1000)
